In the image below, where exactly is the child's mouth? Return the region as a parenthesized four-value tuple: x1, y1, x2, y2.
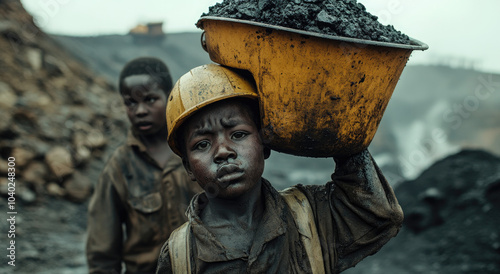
(137, 122, 153, 131)
(217, 164, 244, 186)
(218, 172, 244, 185)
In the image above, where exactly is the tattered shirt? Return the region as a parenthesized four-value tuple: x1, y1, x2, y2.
(87, 130, 201, 274)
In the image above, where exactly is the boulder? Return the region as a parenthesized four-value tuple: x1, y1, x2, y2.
(0, 177, 9, 195)
(17, 183, 37, 204)
(46, 182, 66, 197)
(0, 158, 9, 174)
(63, 171, 93, 202)
(43, 55, 66, 78)
(26, 47, 43, 71)
(85, 129, 107, 148)
(22, 161, 48, 188)
(45, 146, 74, 179)
(0, 108, 13, 133)
(11, 147, 36, 167)
(0, 81, 17, 109)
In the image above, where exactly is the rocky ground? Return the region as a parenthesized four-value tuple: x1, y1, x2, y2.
(1, 1, 500, 273)
(0, 0, 129, 206)
(0, 2, 126, 272)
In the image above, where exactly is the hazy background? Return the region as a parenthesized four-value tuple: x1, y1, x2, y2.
(20, 0, 500, 75)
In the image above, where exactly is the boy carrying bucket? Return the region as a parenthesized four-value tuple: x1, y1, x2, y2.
(156, 64, 403, 273)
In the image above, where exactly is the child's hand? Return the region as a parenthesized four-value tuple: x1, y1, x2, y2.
(333, 148, 369, 165)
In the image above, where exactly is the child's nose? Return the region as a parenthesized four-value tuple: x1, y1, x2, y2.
(214, 142, 236, 163)
(135, 102, 148, 117)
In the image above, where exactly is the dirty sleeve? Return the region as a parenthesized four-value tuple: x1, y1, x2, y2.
(86, 162, 127, 274)
(299, 149, 404, 273)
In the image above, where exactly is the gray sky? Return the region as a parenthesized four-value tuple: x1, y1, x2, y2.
(21, 0, 500, 74)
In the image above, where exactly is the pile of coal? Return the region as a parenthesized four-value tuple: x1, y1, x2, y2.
(202, 0, 411, 44)
(345, 149, 500, 273)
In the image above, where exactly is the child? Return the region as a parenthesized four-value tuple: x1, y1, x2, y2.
(86, 57, 201, 274)
(156, 64, 403, 273)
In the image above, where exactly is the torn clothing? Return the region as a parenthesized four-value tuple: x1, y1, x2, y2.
(156, 150, 403, 273)
(87, 130, 201, 274)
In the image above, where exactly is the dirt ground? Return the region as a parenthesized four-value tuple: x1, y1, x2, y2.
(0, 154, 106, 274)
(0, 197, 88, 273)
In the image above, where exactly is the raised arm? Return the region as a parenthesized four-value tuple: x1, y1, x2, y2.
(299, 149, 403, 272)
(331, 149, 403, 271)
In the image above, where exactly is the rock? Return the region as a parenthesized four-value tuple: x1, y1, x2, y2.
(316, 10, 339, 27)
(18, 184, 37, 204)
(37, 114, 73, 141)
(258, 0, 273, 10)
(11, 147, 36, 167)
(86, 129, 107, 148)
(0, 177, 9, 195)
(74, 145, 92, 166)
(0, 20, 15, 33)
(11, 109, 38, 136)
(26, 47, 43, 71)
(0, 178, 32, 203)
(63, 171, 92, 202)
(45, 146, 74, 179)
(73, 131, 87, 148)
(43, 55, 67, 78)
(0, 20, 23, 45)
(46, 182, 66, 197)
(13, 136, 51, 157)
(73, 128, 107, 149)
(22, 161, 48, 187)
(17, 89, 51, 108)
(0, 81, 17, 109)
(418, 187, 445, 204)
(0, 108, 13, 133)
(0, 158, 9, 174)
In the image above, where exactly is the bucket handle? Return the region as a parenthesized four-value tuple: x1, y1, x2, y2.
(200, 31, 208, 52)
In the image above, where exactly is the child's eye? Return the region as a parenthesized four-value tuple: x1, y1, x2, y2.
(194, 141, 210, 151)
(124, 99, 137, 107)
(146, 97, 157, 104)
(232, 131, 248, 140)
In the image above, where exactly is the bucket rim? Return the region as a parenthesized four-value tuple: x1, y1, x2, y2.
(198, 16, 429, 51)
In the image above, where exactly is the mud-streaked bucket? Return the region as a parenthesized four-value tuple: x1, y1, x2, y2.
(197, 17, 428, 157)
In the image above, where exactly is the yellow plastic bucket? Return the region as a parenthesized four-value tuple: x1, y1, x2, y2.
(197, 17, 428, 157)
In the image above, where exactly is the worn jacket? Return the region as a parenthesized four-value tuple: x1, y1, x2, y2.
(156, 150, 404, 273)
(87, 130, 201, 274)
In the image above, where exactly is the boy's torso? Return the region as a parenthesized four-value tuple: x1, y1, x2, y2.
(183, 179, 325, 273)
(100, 134, 196, 272)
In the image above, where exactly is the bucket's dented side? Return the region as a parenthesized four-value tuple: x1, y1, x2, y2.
(201, 18, 417, 157)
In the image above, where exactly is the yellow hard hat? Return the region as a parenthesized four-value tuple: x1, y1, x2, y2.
(166, 64, 258, 156)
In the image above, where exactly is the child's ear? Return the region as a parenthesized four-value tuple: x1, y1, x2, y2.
(264, 146, 271, 159)
(182, 158, 197, 181)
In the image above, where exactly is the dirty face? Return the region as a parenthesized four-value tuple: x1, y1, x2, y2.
(121, 74, 167, 136)
(182, 99, 266, 199)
